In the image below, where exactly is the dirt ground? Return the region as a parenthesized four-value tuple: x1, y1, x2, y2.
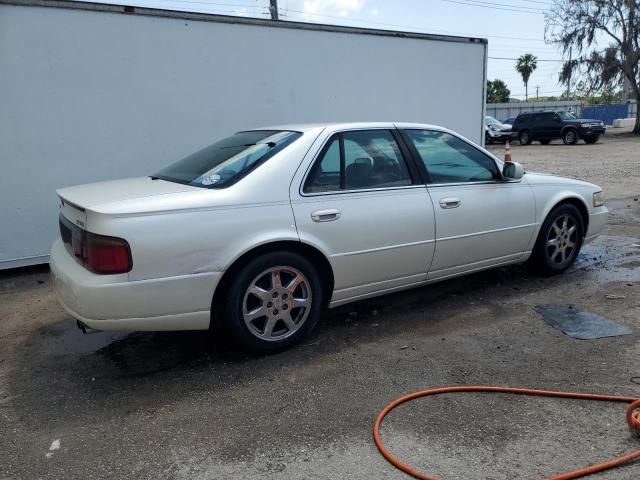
(1, 131, 639, 480)
(487, 126, 640, 202)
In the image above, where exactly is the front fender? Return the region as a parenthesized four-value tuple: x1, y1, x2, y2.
(527, 190, 591, 251)
(561, 125, 578, 135)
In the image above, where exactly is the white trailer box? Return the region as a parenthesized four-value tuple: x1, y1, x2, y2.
(0, 0, 487, 269)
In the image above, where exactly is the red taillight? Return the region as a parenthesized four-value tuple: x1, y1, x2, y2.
(84, 233, 132, 274)
(60, 215, 132, 274)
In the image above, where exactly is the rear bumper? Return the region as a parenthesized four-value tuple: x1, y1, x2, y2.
(50, 239, 220, 331)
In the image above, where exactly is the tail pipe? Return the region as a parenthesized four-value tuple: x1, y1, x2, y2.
(76, 320, 101, 335)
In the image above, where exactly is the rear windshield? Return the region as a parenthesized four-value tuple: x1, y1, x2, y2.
(153, 130, 302, 188)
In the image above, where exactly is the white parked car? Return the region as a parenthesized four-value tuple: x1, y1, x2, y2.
(51, 122, 608, 351)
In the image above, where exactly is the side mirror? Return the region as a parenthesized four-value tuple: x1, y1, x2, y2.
(503, 161, 524, 180)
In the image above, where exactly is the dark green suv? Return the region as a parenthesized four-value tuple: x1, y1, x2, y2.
(512, 111, 606, 145)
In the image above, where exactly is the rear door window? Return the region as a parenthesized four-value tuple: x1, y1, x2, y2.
(304, 130, 413, 193)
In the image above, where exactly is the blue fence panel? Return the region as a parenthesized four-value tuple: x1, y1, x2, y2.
(582, 104, 629, 125)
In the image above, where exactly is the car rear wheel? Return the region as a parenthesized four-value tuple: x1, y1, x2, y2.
(562, 129, 578, 145)
(222, 251, 324, 352)
(530, 204, 584, 274)
(584, 135, 600, 144)
(539, 139, 551, 145)
(519, 130, 532, 145)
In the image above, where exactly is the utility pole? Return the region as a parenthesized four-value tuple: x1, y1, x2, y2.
(536, 85, 539, 101)
(566, 47, 572, 100)
(269, 0, 279, 20)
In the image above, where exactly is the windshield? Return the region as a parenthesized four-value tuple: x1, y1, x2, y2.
(154, 130, 302, 188)
(485, 116, 500, 126)
(558, 111, 578, 120)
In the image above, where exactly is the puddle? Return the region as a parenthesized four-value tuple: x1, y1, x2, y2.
(33, 319, 214, 378)
(37, 321, 129, 356)
(95, 330, 211, 378)
(572, 235, 640, 284)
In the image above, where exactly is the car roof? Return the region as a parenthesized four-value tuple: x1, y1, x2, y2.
(247, 121, 451, 133)
(519, 110, 566, 116)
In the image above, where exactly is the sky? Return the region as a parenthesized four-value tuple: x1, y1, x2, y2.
(78, 0, 568, 100)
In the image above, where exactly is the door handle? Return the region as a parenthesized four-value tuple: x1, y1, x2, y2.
(439, 197, 461, 209)
(311, 209, 341, 222)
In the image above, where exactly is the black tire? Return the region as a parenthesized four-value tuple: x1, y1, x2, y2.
(221, 251, 325, 353)
(485, 132, 492, 145)
(584, 135, 600, 144)
(529, 203, 584, 275)
(539, 139, 551, 145)
(519, 130, 532, 145)
(562, 128, 579, 145)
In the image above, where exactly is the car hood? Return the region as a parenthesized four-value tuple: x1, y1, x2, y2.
(57, 177, 203, 209)
(563, 118, 603, 124)
(524, 171, 599, 189)
(578, 118, 604, 123)
(487, 124, 511, 131)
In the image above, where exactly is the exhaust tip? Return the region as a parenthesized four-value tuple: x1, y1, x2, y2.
(76, 320, 101, 335)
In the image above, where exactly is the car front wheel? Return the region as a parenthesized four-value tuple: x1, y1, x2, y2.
(519, 130, 532, 145)
(530, 204, 584, 274)
(562, 129, 578, 145)
(222, 251, 324, 352)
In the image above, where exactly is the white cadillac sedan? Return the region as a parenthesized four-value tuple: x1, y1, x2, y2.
(51, 122, 608, 351)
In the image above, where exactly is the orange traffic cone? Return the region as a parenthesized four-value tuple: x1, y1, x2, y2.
(504, 140, 512, 162)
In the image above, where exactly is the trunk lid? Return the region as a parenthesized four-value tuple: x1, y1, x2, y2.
(57, 177, 201, 210)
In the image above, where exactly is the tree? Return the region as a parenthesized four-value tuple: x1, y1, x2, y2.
(515, 54, 538, 101)
(546, 1, 640, 134)
(486, 79, 511, 103)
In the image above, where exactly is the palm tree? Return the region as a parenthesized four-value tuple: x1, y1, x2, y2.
(515, 54, 538, 101)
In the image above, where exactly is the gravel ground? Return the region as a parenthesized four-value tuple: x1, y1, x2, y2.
(1, 132, 639, 480)
(486, 127, 640, 200)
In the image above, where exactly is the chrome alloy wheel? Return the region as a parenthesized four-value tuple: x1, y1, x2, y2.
(242, 266, 312, 341)
(546, 214, 577, 265)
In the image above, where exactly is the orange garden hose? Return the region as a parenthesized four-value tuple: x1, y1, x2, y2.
(373, 386, 640, 480)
